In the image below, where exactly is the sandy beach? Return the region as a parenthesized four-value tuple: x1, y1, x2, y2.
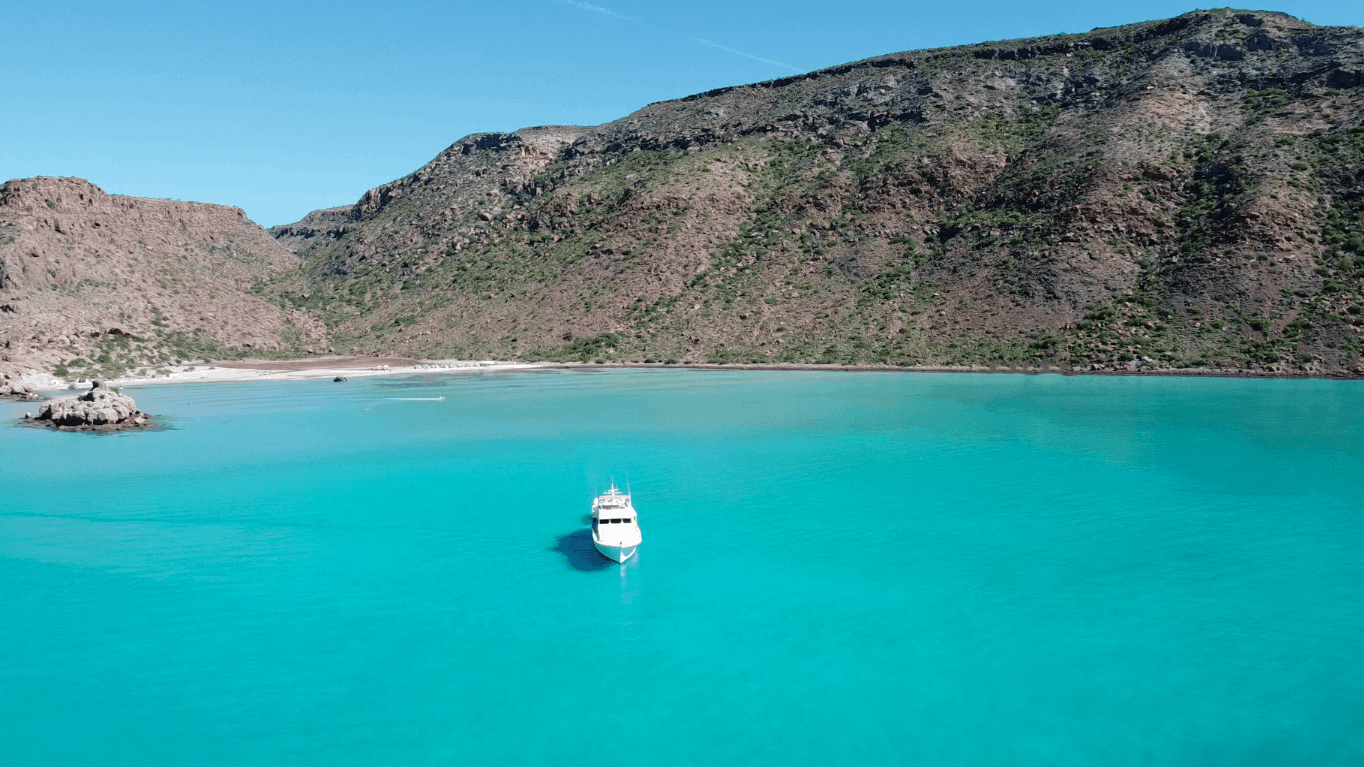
(18, 357, 550, 394)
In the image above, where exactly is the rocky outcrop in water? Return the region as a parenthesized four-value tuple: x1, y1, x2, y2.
(30, 379, 151, 431)
(0, 371, 36, 400)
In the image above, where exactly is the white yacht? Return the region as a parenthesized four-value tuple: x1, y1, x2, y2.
(591, 483, 641, 563)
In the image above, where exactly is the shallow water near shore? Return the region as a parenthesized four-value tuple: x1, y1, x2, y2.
(2, 370, 1362, 766)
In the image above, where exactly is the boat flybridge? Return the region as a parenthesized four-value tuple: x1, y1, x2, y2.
(591, 483, 641, 563)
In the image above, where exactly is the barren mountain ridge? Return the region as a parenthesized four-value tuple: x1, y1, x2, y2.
(0, 177, 327, 381)
(5, 8, 1364, 382)
(270, 8, 1364, 375)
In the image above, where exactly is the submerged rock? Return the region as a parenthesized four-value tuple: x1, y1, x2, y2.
(31, 379, 152, 431)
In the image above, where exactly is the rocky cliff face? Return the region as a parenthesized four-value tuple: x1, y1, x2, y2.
(272, 9, 1364, 375)
(0, 177, 328, 381)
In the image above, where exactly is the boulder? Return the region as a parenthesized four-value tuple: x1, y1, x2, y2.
(31, 379, 152, 431)
(334, 376, 348, 382)
(0, 373, 38, 401)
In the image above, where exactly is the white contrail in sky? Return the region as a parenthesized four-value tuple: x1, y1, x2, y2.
(550, 0, 803, 73)
(687, 37, 802, 73)
(554, 0, 635, 21)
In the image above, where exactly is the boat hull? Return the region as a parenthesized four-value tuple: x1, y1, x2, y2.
(594, 542, 638, 563)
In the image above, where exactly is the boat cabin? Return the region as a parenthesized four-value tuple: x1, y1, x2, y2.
(592, 485, 635, 533)
(593, 514, 636, 531)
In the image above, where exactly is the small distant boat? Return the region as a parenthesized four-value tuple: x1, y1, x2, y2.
(591, 483, 641, 563)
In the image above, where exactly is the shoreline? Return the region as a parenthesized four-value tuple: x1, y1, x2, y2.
(13, 357, 1362, 396)
(16, 357, 552, 395)
(546, 361, 1364, 380)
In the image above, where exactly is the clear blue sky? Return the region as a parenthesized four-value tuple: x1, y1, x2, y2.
(3, 1, 1359, 227)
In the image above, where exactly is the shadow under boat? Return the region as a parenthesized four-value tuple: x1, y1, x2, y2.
(551, 529, 613, 572)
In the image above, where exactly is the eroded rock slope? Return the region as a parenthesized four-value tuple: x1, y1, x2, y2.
(274, 9, 1364, 374)
(0, 178, 328, 380)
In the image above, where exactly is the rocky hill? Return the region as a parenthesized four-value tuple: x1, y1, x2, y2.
(0, 177, 328, 381)
(5, 9, 1362, 381)
(270, 8, 1364, 375)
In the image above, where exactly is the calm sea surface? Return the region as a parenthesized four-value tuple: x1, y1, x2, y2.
(2, 370, 1362, 765)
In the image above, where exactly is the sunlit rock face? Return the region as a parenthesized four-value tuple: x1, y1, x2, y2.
(33, 379, 151, 431)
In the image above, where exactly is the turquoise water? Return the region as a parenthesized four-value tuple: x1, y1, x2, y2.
(2, 370, 1362, 765)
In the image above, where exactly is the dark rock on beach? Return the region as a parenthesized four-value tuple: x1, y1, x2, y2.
(29, 379, 151, 431)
